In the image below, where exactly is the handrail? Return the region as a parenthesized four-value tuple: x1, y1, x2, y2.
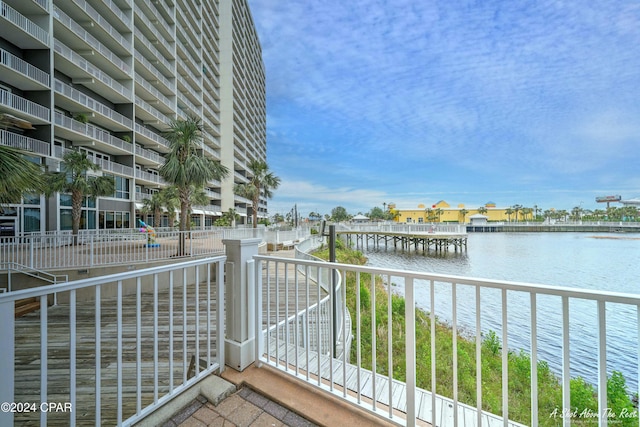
(254, 254, 640, 426)
(1, 262, 68, 292)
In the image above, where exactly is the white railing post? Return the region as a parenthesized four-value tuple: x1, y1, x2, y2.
(90, 235, 94, 266)
(0, 298, 15, 426)
(29, 236, 34, 268)
(223, 237, 261, 370)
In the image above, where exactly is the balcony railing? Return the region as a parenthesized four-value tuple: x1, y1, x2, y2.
(0, 0, 49, 45)
(0, 89, 50, 121)
(66, 0, 131, 51)
(0, 129, 49, 155)
(53, 6, 130, 74)
(54, 79, 133, 129)
(254, 252, 640, 426)
(134, 49, 174, 92)
(134, 123, 170, 149)
(135, 144, 164, 164)
(54, 39, 132, 99)
(54, 111, 133, 153)
(0, 48, 50, 87)
(0, 257, 226, 426)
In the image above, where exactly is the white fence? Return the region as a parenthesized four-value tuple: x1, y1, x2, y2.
(253, 255, 640, 427)
(0, 228, 265, 270)
(342, 223, 467, 234)
(0, 256, 226, 426)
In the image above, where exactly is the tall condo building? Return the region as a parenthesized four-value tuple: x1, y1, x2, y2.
(0, 0, 266, 234)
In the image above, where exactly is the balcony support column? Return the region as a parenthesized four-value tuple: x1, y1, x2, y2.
(223, 238, 261, 371)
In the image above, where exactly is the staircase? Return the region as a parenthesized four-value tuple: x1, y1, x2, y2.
(15, 297, 44, 318)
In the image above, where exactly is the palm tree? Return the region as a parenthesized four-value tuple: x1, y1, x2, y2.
(477, 206, 488, 216)
(48, 150, 115, 244)
(140, 192, 165, 228)
(234, 159, 280, 228)
(0, 145, 44, 205)
(160, 116, 229, 254)
(505, 208, 513, 222)
(459, 209, 468, 223)
(160, 186, 179, 227)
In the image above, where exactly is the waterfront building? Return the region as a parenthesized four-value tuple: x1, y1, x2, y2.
(0, 0, 266, 234)
(393, 200, 524, 223)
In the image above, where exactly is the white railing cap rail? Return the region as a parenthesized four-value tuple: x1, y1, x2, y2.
(0, 255, 226, 303)
(255, 254, 640, 306)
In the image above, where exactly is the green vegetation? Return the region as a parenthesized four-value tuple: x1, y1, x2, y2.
(314, 242, 637, 426)
(48, 149, 115, 244)
(234, 160, 280, 229)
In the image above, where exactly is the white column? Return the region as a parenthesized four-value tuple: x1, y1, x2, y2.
(223, 238, 261, 370)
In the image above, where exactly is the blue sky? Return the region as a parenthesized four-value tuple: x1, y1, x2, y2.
(247, 1, 640, 218)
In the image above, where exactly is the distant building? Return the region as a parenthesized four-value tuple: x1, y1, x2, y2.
(393, 201, 530, 223)
(0, 0, 266, 234)
(352, 214, 369, 223)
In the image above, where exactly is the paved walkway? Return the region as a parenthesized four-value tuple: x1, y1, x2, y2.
(164, 364, 395, 427)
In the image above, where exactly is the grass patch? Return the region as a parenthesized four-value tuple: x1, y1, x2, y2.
(314, 241, 637, 426)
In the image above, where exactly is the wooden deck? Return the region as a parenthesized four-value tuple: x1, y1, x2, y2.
(341, 231, 468, 252)
(13, 255, 323, 426)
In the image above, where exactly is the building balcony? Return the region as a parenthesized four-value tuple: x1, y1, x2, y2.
(54, 111, 133, 156)
(57, 0, 131, 55)
(0, 0, 49, 49)
(134, 30, 173, 76)
(135, 144, 164, 167)
(88, 0, 130, 29)
(133, 6, 173, 60)
(136, 0, 174, 42)
(54, 79, 132, 131)
(135, 167, 164, 185)
(53, 39, 132, 104)
(53, 6, 131, 79)
(0, 48, 49, 91)
(134, 49, 175, 94)
(134, 122, 170, 152)
(199, 142, 220, 161)
(0, 129, 49, 155)
(0, 88, 49, 124)
(53, 145, 134, 178)
(134, 73, 174, 114)
(135, 96, 172, 128)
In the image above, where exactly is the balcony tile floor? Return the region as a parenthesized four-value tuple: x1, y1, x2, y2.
(162, 387, 317, 427)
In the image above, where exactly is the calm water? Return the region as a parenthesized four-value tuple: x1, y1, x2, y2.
(362, 232, 640, 390)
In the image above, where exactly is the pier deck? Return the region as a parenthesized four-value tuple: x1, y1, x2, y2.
(339, 231, 468, 252)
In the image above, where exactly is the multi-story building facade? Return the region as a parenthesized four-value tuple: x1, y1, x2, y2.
(0, 0, 266, 235)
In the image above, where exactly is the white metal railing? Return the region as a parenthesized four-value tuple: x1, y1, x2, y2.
(134, 49, 174, 92)
(0, 89, 50, 121)
(135, 168, 164, 184)
(0, 256, 225, 426)
(135, 73, 174, 110)
(253, 255, 640, 427)
(135, 96, 172, 123)
(101, 0, 130, 27)
(32, 0, 49, 11)
(0, 48, 50, 86)
(53, 6, 130, 74)
(0, 229, 272, 270)
(135, 30, 172, 73)
(0, 130, 49, 155)
(343, 223, 467, 234)
(1, 262, 68, 291)
(68, 0, 132, 51)
(135, 144, 164, 164)
(54, 111, 133, 153)
(53, 39, 132, 99)
(54, 79, 133, 129)
(0, 0, 49, 45)
(135, 122, 170, 149)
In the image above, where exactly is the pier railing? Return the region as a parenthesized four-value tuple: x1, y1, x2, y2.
(253, 255, 640, 427)
(342, 223, 467, 234)
(0, 256, 226, 426)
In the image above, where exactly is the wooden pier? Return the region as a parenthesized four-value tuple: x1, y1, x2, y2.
(339, 231, 468, 253)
